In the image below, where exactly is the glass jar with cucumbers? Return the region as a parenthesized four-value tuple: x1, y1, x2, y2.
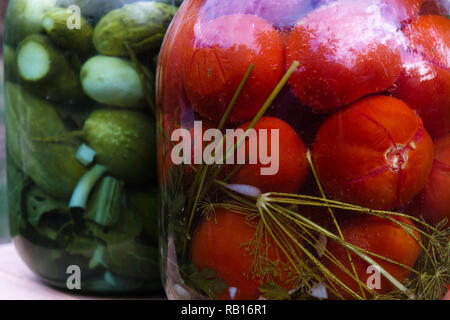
(3, 0, 182, 293)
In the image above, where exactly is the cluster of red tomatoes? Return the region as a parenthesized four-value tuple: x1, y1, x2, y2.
(157, 0, 449, 300)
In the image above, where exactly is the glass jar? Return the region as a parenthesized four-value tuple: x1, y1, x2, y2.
(0, 67, 7, 243)
(157, 0, 450, 300)
(0, 71, 7, 241)
(3, 0, 182, 293)
(0, 0, 9, 243)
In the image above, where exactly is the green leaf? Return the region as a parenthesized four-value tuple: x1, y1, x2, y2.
(65, 236, 108, 269)
(25, 186, 70, 228)
(181, 265, 227, 299)
(87, 205, 142, 244)
(6, 156, 28, 236)
(83, 197, 160, 280)
(105, 241, 159, 281)
(22, 184, 72, 241)
(5, 82, 86, 199)
(259, 283, 292, 300)
(126, 185, 158, 244)
(89, 245, 108, 269)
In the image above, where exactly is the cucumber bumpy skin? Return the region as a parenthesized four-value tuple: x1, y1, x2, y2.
(82, 109, 156, 184)
(93, 1, 178, 56)
(42, 7, 95, 59)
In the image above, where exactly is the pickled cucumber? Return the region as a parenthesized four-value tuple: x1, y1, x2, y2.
(42, 7, 94, 59)
(4, 0, 57, 45)
(82, 109, 156, 183)
(80, 56, 146, 108)
(93, 1, 177, 56)
(16, 35, 85, 103)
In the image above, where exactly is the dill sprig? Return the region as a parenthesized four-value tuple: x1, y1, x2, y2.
(209, 183, 449, 300)
(159, 61, 449, 300)
(182, 61, 300, 256)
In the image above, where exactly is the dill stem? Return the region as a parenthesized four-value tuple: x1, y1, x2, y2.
(184, 165, 209, 248)
(274, 204, 381, 298)
(182, 62, 299, 257)
(258, 203, 305, 280)
(280, 203, 418, 272)
(269, 194, 440, 246)
(125, 42, 156, 116)
(183, 64, 256, 250)
(273, 203, 413, 297)
(218, 64, 254, 131)
(306, 150, 366, 298)
(205, 64, 254, 180)
(222, 61, 300, 167)
(219, 187, 257, 208)
(264, 202, 364, 300)
(196, 61, 301, 208)
(32, 130, 83, 143)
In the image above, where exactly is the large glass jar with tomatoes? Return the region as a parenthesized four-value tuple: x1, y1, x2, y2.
(157, 0, 449, 300)
(3, 0, 183, 294)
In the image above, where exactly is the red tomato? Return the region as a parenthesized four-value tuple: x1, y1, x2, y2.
(191, 208, 296, 300)
(410, 134, 450, 228)
(286, 0, 402, 112)
(313, 96, 434, 210)
(443, 284, 450, 300)
(228, 117, 308, 194)
(159, 117, 215, 183)
(198, 0, 314, 27)
(183, 14, 285, 124)
(322, 216, 421, 299)
(157, 1, 201, 116)
(393, 15, 450, 138)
